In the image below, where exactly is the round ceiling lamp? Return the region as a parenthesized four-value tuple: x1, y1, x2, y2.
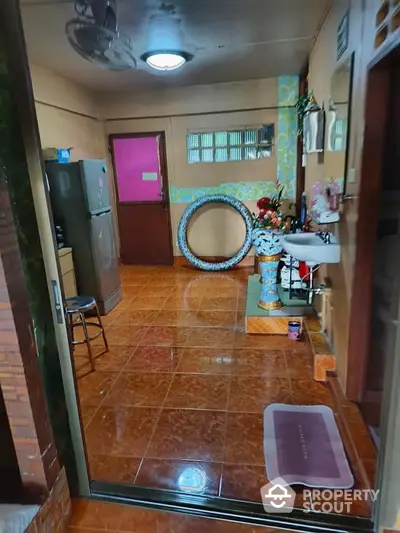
(141, 50, 193, 71)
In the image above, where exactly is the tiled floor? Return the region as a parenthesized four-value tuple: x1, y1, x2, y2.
(73, 264, 375, 517)
(69, 498, 269, 532)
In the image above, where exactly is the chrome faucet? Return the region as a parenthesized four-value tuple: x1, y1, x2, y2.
(316, 231, 331, 244)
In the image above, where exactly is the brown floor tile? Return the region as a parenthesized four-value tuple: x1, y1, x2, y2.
(88, 454, 141, 484)
(125, 346, 183, 373)
(177, 347, 234, 375)
(237, 284, 248, 298)
(70, 499, 170, 532)
(139, 326, 191, 347)
(148, 275, 181, 286)
(122, 285, 145, 298)
(99, 310, 121, 327)
(70, 498, 262, 532)
(165, 513, 262, 533)
(121, 275, 152, 286)
(237, 297, 247, 311)
(285, 350, 314, 379)
(191, 280, 237, 288)
(67, 527, 106, 533)
(363, 458, 377, 488)
(342, 406, 377, 462)
(110, 297, 134, 311)
(165, 374, 229, 410)
(73, 355, 95, 379)
(96, 325, 148, 346)
(235, 332, 308, 351)
(200, 297, 238, 311)
(199, 286, 239, 298)
(135, 458, 222, 496)
(74, 345, 135, 372)
(126, 296, 169, 310)
(103, 372, 173, 407)
(195, 311, 237, 328)
(236, 311, 246, 331)
(85, 406, 160, 456)
(231, 349, 288, 377)
(224, 412, 265, 465)
(162, 296, 202, 311)
(220, 464, 267, 501)
(153, 310, 199, 327)
(185, 327, 235, 348)
(88, 346, 135, 372)
(306, 314, 322, 333)
(146, 409, 226, 461)
(170, 285, 206, 297)
(139, 285, 175, 297)
(79, 405, 98, 428)
(77, 371, 118, 406)
(291, 380, 335, 406)
(228, 377, 292, 412)
(115, 310, 159, 326)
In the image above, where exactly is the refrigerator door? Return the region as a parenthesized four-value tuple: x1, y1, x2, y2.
(80, 159, 112, 214)
(89, 211, 120, 302)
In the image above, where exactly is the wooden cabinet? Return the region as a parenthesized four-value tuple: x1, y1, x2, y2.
(58, 247, 77, 299)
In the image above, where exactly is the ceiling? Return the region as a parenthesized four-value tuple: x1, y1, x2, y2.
(20, 0, 331, 92)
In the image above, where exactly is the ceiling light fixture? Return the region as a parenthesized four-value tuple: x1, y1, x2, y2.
(141, 50, 193, 71)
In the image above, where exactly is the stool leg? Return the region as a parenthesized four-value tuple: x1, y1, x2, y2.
(81, 311, 95, 371)
(68, 313, 75, 348)
(95, 304, 109, 352)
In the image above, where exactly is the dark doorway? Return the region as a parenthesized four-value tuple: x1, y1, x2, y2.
(347, 43, 400, 444)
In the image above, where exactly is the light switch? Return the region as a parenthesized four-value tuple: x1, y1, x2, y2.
(347, 168, 356, 183)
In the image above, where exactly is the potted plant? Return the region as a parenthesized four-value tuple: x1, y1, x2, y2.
(252, 186, 286, 256)
(252, 186, 286, 310)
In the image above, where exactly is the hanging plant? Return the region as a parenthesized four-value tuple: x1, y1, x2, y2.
(294, 94, 312, 136)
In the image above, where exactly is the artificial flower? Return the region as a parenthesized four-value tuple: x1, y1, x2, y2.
(257, 197, 271, 210)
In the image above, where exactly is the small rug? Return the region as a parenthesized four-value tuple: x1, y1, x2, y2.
(264, 404, 354, 488)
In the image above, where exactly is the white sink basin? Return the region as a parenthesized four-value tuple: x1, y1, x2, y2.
(282, 232, 340, 266)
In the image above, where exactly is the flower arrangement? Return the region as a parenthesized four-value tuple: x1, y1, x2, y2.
(252, 186, 286, 231)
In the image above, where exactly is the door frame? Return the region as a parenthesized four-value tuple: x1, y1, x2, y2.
(108, 131, 174, 265)
(346, 47, 395, 402)
(2, 0, 90, 496)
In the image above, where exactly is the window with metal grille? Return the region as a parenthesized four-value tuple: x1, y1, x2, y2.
(187, 124, 274, 164)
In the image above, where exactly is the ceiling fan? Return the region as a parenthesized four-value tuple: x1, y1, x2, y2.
(65, 0, 136, 70)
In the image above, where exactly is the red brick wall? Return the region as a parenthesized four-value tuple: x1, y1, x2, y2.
(0, 180, 60, 502)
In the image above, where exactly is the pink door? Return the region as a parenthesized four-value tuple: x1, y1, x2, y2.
(110, 133, 173, 265)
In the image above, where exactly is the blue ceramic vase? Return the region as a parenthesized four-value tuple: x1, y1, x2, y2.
(252, 229, 284, 310)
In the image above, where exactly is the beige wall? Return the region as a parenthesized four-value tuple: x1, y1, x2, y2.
(98, 78, 277, 119)
(306, 0, 379, 390)
(30, 64, 106, 161)
(103, 78, 280, 256)
(29, 64, 119, 247)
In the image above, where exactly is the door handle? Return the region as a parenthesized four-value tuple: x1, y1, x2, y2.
(51, 279, 64, 324)
(341, 194, 358, 202)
